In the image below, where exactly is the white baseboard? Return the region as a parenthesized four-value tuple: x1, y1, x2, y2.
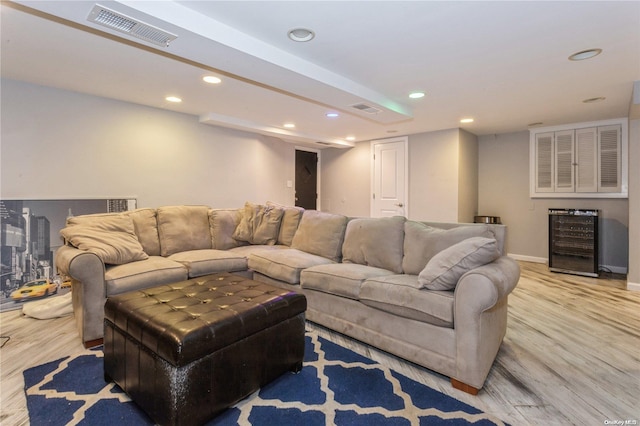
(508, 254, 629, 274)
(626, 281, 640, 292)
(507, 254, 547, 264)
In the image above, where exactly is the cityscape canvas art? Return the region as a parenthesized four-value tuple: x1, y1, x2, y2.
(0, 199, 136, 312)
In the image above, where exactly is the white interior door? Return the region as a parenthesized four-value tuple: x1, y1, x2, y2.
(371, 137, 408, 217)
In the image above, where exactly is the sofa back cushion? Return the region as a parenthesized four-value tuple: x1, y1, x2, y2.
(291, 210, 348, 262)
(402, 221, 496, 275)
(267, 201, 304, 246)
(209, 208, 246, 250)
(342, 216, 405, 273)
(157, 206, 212, 256)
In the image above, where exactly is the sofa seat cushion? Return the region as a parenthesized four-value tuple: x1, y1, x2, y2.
(248, 249, 334, 284)
(168, 250, 248, 278)
(301, 263, 395, 300)
(105, 256, 188, 297)
(360, 275, 454, 328)
(228, 245, 289, 257)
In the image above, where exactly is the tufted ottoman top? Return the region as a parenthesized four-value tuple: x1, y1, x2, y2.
(104, 273, 307, 367)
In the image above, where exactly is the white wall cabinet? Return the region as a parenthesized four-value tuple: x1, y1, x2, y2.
(530, 118, 627, 198)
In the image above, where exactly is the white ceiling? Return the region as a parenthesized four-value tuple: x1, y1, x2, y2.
(2, 1, 639, 148)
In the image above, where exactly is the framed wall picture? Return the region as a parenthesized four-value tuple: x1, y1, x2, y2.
(0, 198, 136, 312)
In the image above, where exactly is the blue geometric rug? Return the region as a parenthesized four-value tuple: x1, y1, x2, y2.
(24, 333, 507, 425)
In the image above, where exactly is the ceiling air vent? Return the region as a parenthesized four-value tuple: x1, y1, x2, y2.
(87, 4, 177, 47)
(350, 103, 382, 114)
(316, 141, 332, 146)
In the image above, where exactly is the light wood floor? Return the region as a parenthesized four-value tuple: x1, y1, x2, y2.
(1, 261, 638, 425)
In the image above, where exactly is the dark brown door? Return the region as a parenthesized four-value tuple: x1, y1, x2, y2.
(295, 150, 317, 210)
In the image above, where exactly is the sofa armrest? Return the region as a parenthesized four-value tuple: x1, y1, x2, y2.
(55, 245, 107, 346)
(455, 256, 520, 314)
(452, 256, 520, 389)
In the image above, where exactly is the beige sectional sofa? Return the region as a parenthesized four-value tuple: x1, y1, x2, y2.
(55, 202, 520, 393)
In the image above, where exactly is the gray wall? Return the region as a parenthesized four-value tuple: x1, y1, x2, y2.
(321, 140, 370, 216)
(1, 79, 297, 208)
(628, 119, 639, 288)
(478, 131, 629, 272)
(458, 129, 479, 223)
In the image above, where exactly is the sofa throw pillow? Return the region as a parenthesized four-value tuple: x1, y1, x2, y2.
(60, 216, 148, 265)
(402, 221, 496, 275)
(342, 216, 406, 273)
(266, 201, 304, 246)
(418, 237, 500, 290)
(157, 206, 212, 256)
(291, 210, 348, 262)
(232, 202, 284, 245)
(67, 210, 160, 256)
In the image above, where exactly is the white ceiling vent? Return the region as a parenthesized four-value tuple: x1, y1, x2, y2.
(87, 4, 177, 47)
(350, 103, 382, 114)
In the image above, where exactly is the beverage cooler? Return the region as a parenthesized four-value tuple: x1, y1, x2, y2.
(548, 209, 599, 277)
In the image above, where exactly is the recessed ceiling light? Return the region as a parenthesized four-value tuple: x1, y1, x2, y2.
(203, 75, 222, 84)
(283, 123, 296, 128)
(326, 112, 339, 118)
(409, 92, 425, 99)
(288, 28, 315, 42)
(460, 118, 474, 124)
(569, 48, 602, 61)
(582, 97, 606, 103)
(346, 136, 355, 141)
(165, 96, 182, 103)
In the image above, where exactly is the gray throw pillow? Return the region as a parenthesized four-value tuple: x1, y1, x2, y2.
(232, 202, 284, 245)
(418, 237, 500, 290)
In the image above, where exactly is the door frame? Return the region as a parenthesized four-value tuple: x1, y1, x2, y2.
(370, 136, 408, 217)
(295, 146, 321, 211)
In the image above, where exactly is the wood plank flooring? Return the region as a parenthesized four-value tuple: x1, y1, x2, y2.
(1, 261, 638, 425)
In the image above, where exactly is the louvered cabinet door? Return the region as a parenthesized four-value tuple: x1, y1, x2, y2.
(535, 132, 554, 193)
(554, 130, 574, 192)
(598, 125, 621, 192)
(575, 128, 598, 192)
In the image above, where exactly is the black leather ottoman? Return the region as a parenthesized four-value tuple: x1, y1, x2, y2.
(103, 273, 306, 426)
